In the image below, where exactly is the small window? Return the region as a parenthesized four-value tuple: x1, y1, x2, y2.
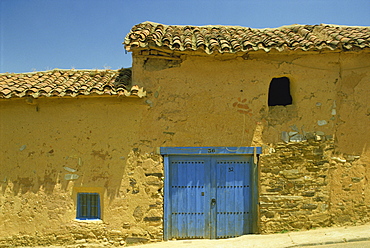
(77, 193, 101, 220)
(268, 77, 292, 106)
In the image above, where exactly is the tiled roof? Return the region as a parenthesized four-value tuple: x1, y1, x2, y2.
(0, 68, 146, 99)
(124, 22, 370, 54)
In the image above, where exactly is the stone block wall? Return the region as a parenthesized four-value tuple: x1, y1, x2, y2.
(120, 150, 164, 244)
(259, 136, 370, 233)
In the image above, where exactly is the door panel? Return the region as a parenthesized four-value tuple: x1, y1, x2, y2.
(169, 156, 210, 239)
(215, 158, 251, 238)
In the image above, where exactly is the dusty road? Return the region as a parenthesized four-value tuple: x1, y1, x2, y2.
(299, 240, 370, 248)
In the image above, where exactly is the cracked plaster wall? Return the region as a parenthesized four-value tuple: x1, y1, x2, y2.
(0, 49, 369, 245)
(0, 97, 164, 246)
(132, 50, 370, 155)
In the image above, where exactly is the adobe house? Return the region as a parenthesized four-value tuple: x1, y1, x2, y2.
(0, 22, 369, 246)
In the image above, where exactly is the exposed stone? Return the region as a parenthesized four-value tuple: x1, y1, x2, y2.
(283, 202, 299, 208)
(125, 237, 149, 244)
(146, 179, 163, 186)
(345, 155, 360, 162)
(281, 131, 289, 143)
(290, 221, 306, 229)
(331, 157, 346, 163)
(264, 212, 275, 218)
(144, 217, 161, 222)
(301, 204, 318, 210)
(317, 120, 328, 126)
(313, 148, 323, 155)
(133, 206, 144, 221)
(351, 177, 363, 183)
(75, 239, 86, 244)
(306, 166, 321, 172)
(305, 132, 315, 140)
(259, 202, 274, 207)
(314, 196, 327, 202)
(280, 169, 301, 179)
(302, 191, 315, 197)
(309, 213, 330, 223)
(290, 134, 305, 142)
(145, 173, 163, 178)
(122, 222, 131, 229)
(108, 230, 123, 236)
(266, 186, 283, 192)
(289, 131, 298, 136)
(263, 195, 304, 202)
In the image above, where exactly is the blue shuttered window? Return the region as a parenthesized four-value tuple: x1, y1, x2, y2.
(77, 193, 101, 220)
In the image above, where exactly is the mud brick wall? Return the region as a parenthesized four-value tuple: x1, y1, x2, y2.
(0, 151, 164, 247)
(259, 137, 370, 233)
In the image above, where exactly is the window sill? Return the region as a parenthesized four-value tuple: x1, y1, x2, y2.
(74, 219, 103, 223)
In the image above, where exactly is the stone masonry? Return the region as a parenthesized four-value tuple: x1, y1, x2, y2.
(259, 135, 369, 233)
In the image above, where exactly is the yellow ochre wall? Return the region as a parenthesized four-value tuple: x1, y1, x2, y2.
(132, 50, 370, 155)
(0, 97, 165, 245)
(0, 49, 369, 245)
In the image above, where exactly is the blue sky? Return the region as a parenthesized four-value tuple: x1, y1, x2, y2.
(0, 0, 369, 73)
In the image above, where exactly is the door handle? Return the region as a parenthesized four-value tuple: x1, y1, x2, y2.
(211, 198, 216, 206)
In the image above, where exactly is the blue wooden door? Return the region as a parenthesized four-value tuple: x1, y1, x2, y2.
(167, 155, 211, 239)
(214, 157, 252, 238)
(165, 153, 254, 239)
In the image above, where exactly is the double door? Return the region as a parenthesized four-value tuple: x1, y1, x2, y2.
(164, 154, 256, 239)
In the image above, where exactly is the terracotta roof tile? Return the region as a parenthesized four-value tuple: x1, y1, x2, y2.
(124, 22, 370, 54)
(0, 69, 146, 99)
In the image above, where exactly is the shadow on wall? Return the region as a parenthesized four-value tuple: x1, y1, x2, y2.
(1, 173, 61, 196)
(0, 155, 127, 200)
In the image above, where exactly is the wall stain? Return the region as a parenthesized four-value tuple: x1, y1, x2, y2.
(233, 97, 253, 116)
(91, 150, 111, 160)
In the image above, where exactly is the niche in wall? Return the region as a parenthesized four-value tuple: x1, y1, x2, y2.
(268, 77, 292, 106)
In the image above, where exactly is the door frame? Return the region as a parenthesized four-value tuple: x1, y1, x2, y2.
(160, 147, 262, 240)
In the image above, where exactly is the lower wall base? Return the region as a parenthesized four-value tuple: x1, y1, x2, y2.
(0, 221, 160, 247)
(1, 140, 369, 245)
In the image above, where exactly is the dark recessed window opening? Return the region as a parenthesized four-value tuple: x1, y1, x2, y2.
(268, 77, 292, 106)
(77, 193, 101, 220)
